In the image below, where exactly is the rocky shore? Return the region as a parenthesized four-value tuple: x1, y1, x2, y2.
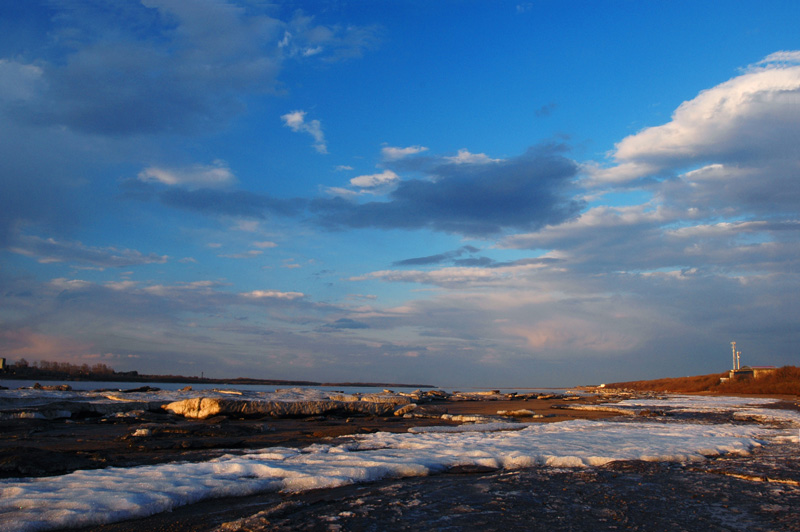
(0, 387, 618, 480)
(2, 386, 798, 531)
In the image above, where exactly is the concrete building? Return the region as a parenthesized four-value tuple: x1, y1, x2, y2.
(730, 365, 777, 380)
(725, 342, 777, 381)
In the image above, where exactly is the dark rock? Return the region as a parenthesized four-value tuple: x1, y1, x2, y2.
(123, 386, 161, 393)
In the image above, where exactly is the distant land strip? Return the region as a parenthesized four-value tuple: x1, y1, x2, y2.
(0, 361, 434, 389)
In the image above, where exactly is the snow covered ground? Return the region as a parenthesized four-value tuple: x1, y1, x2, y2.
(1, 394, 798, 532)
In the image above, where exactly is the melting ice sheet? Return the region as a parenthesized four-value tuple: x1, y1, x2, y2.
(1, 396, 798, 532)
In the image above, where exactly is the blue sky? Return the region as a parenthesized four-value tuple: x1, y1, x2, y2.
(1, 1, 799, 387)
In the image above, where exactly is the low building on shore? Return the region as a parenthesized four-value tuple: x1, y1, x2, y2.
(729, 365, 777, 380)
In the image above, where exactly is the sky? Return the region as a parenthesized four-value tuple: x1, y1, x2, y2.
(1, 0, 799, 388)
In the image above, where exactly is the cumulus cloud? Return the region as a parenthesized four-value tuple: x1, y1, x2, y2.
(312, 144, 583, 237)
(530, 52, 800, 284)
(281, 110, 328, 153)
(592, 52, 800, 191)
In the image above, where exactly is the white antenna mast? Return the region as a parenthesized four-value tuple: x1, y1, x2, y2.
(731, 341, 737, 371)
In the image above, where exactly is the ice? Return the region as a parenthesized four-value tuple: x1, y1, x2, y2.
(606, 395, 800, 427)
(612, 395, 778, 412)
(0, 386, 351, 420)
(733, 408, 800, 426)
(410, 422, 529, 433)
(0, 393, 795, 532)
(0, 421, 766, 531)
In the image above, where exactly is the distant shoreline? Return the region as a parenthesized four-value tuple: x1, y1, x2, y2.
(0, 372, 435, 390)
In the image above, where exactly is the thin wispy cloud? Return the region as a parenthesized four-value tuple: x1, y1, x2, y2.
(10, 235, 168, 268)
(381, 145, 429, 161)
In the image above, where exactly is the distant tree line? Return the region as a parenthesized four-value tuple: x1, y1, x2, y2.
(1, 358, 126, 380)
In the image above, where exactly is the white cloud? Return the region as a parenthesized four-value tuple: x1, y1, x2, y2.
(593, 54, 800, 185)
(49, 278, 93, 291)
(323, 186, 359, 198)
(253, 241, 278, 248)
(750, 50, 800, 68)
(444, 149, 502, 164)
(381, 145, 428, 161)
(243, 290, 305, 300)
(138, 160, 236, 188)
(350, 261, 547, 289)
(105, 281, 139, 291)
(350, 170, 400, 190)
(281, 110, 328, 154)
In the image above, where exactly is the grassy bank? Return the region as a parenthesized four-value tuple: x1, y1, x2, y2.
(607, 366, 800, 395)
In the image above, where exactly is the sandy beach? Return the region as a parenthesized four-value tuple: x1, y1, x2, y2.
(2, 389, 799, 531)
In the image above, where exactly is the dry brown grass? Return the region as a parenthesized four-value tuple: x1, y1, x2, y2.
(607, 366, 800, 395)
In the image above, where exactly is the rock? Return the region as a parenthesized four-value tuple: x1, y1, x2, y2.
(394, 404, 418, 416)
(163, 398, 400, 420)
(180, 386, 193, 392)
(0, 400, 167, 420)
(328, 393, 411, 406)
(122, 386, 161, 393)
(328, 394, 361, 403)
(32, 383, 72, 391)
(357, 395, 411, 405)
(497, 409, 537, 417)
